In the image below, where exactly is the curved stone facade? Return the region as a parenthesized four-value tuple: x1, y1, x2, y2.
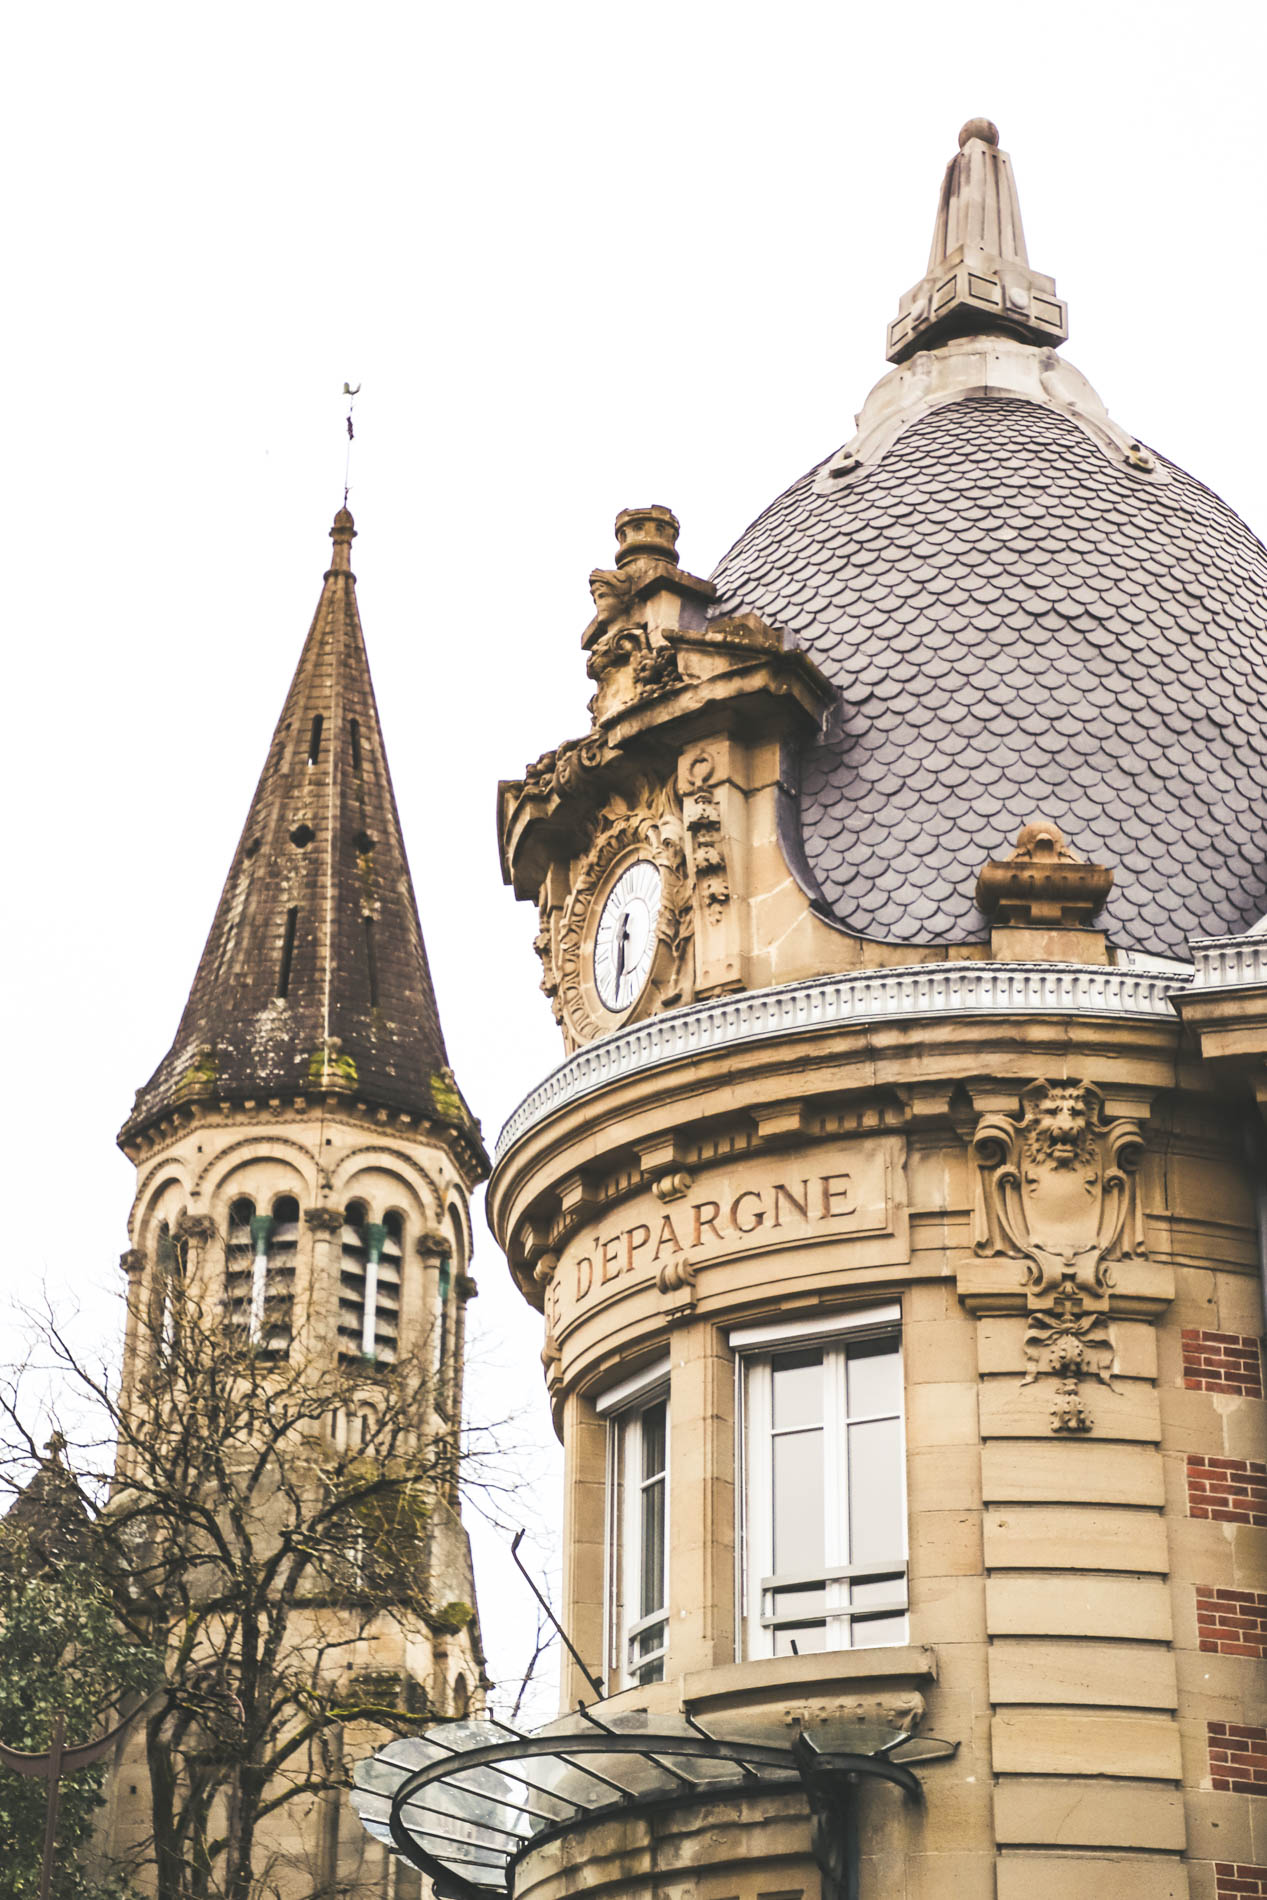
(491, 991, 1264, 1898)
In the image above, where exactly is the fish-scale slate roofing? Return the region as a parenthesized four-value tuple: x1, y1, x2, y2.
(710, 396, 1267, 957)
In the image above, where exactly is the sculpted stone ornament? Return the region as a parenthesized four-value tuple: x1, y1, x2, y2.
(975, 819, 1113, 928)
(683, 752, 730, 919)
(973, 1081, 1146, 1432)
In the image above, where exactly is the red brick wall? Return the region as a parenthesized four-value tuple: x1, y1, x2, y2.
(1209, 1723, 1267, 1794)
(1198, 1587, 1267, 1658)
(1215, 1863, 1267, 1897)
(1188, 1457, 1267, 1526)
(1184, 1329, 1264, 1398)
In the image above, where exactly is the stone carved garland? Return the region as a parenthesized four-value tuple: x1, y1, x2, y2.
(973, 1081, 1145, 1434)
(542, 783, 693, 1046)
(683, 752, 730, 920)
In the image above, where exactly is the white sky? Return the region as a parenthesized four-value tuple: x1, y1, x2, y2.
(4, 0, 1266, 1722)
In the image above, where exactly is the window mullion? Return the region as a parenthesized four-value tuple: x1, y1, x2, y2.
(824, 1346, 851, 1646)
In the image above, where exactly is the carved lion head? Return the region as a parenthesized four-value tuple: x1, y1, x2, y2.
(1020, 1082, 1096, 1171)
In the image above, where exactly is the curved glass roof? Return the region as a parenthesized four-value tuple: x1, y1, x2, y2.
(352, 1707, 955, 1900)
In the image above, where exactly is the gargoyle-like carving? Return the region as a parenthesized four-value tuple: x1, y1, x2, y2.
(523, 733, 609, 802)
(973, 1081, 1146, 1433)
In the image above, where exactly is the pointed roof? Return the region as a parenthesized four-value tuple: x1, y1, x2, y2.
(887, 119, 1067, 361)
(121, 510, 484, 1161)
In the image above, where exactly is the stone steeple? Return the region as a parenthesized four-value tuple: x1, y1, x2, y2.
(121, 508, 479, 1152)
(886, 118, 1068, 361)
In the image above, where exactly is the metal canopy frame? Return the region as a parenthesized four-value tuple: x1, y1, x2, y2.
(354, 1709, 957, 1900)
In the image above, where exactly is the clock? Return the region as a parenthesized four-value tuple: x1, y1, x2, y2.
(593, 860, 662, 1013)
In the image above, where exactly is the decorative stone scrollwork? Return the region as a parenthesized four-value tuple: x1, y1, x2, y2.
(304, 1205, 345, 1234)
(655, 1255, 697, 1294)
(973, 1080, 1146, 1433)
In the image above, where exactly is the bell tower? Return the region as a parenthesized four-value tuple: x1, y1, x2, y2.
(111, 507, 489, 1893)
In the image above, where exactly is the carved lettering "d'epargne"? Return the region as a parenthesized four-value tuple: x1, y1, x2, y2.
(573, 1174, 856, 1301)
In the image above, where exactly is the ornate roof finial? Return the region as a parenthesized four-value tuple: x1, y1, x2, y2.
(887, 121, 1068, 363)
(329, 505, 356, 574)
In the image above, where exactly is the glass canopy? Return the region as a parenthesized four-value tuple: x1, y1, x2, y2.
(352, 1706, 955, 1900)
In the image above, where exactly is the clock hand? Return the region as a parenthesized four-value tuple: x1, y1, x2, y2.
(614, 912, 631, 993)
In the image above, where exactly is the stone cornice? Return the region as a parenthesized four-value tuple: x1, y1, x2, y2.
(120, 1092, 489, 1186)
(497, 963, 1190, 1159)
(1187, 933, 1267, 992)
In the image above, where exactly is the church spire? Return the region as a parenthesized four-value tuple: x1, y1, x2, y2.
(886, 119, 1068, 363)
(121, 508, 481, 1156)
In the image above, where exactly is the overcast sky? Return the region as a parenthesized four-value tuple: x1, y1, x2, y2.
(4, 0, 1266, 1719)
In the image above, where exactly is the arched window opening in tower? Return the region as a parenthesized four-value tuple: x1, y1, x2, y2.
(277, 907, 298, 998)
(339, 1201, 368, 1363)
(307, 713, 323, 765)
(289, 823, 314, 848)
(337, 1203, 401, 1364)
(349, 717, 362, 775)
(262, 1195, 298, 1358)
(225, 1197, 257, 1338)
(373, 1211, 403, 1362)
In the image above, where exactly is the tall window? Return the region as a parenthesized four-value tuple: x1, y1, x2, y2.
(598, 1359, 670, 1688)
(225, 1195, 296, 1355)
(735, 1306, 906, 1658)
(338, 1203, 402, 1364)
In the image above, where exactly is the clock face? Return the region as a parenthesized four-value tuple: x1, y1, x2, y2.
(593, 860, 662, 1013)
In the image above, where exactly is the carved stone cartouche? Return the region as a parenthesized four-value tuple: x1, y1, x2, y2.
(973, 1080, 1145, 1432)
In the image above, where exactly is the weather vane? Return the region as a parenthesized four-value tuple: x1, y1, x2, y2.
(342, 381, 361, 505)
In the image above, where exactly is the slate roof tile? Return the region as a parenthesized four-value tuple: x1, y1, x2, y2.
(710, 396, 1267, 954)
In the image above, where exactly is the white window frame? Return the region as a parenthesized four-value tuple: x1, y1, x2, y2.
(596, 1357, 670, 1689)
(732, 1303, 907, 1660)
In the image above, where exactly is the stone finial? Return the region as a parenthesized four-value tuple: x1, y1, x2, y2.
(329, 506, 356, 573)
(887, 121, 1067, 363)
(614, 506, 679, 568)
(975, 821, 1113, 927)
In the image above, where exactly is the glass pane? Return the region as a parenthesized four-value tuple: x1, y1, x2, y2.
(772, 1349, 822, 1430)
(635, 1624, 665, 1684)
(846, 1337, 902, 1418)
(640, 1474, 665, 1617)
(850, 1572, 906, 1610)
(851, 1611, 907, 1648)
(773, 1429, 824, 1573)
(641, 1400, 666, 1481)
(847, 1417, 904, 1566)
(771, 1584, 825, 1621)
(774, 1622, 826, 1656)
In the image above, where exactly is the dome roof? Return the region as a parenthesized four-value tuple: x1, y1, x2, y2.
(711, 395, 1267, 957)
(709, 124, 1267, 961)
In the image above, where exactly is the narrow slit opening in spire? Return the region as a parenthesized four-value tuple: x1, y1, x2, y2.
(364, 915, 379, 1008)
(349, 718, 362, 775)
(278, 907, 299, 998)
(308, 714, 324, 765)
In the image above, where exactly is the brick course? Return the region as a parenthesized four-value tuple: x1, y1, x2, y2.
(1215, 1863, 1267, 1897)
(1209, 1724, 1267, 1795)
(1184, 1329, 1264, 1398)
(1188, 1457, 1267, 1526)
(1198, 1587, 1267, 1658)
